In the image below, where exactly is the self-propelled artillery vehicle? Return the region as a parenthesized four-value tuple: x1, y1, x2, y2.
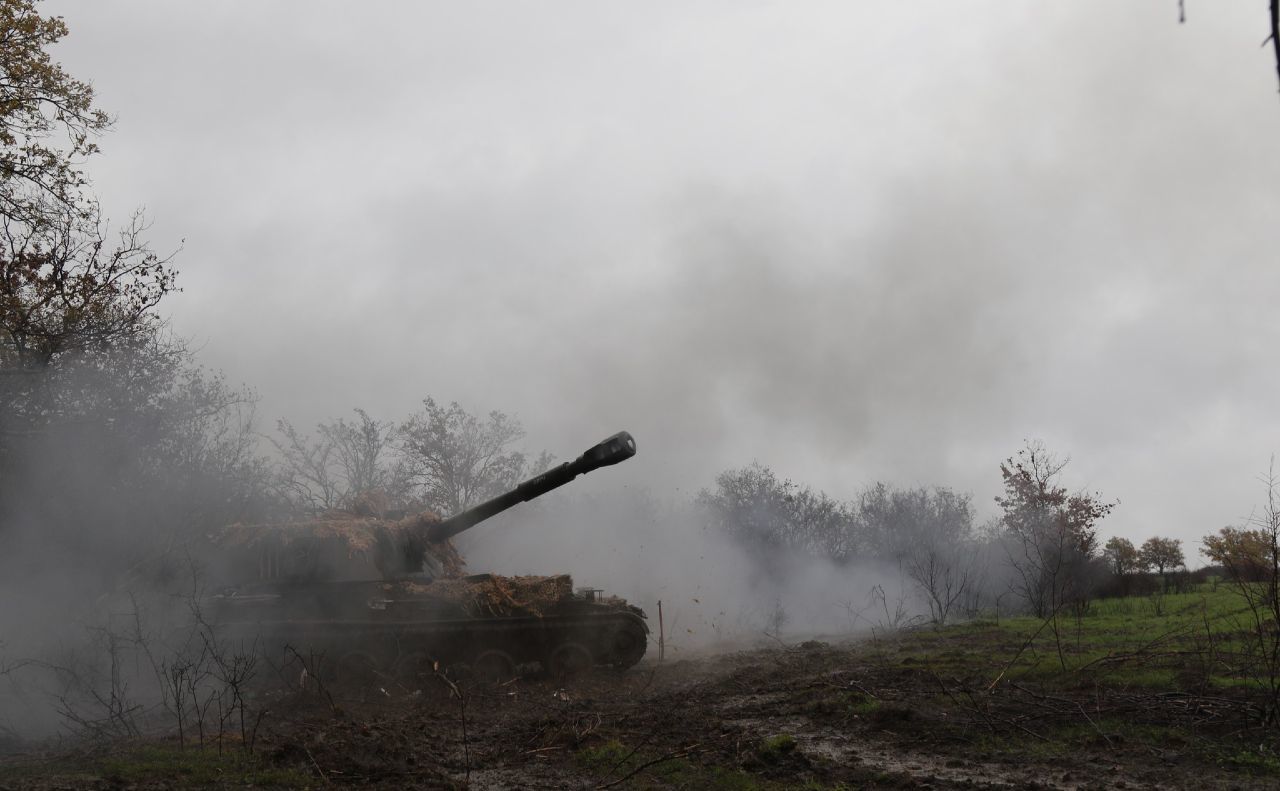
(210, 431, 646, 682)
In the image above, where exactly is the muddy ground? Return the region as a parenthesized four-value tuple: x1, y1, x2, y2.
(3, 636, 1277, 790)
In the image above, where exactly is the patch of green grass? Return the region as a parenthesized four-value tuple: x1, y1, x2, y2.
(849, 698, 880, 716)
(1, 744, 311, 788)
(972, 719, 1190, 762)
(756, 733, 797, 764)
(579, 739, 762, 790)
(802, 690, 879, 718)
(970, 731, 1069, 761)
(0, 756, 98, 781)
(1056, 719, 1184, 746)
(1212, 745, 1280, 775)
(578, 738, 630, 771)
(98, 745, 311, 788)
(1209, 674, 1273, 690)
(577, 736, 847, 791)
(1108, 667, 1178, 687)
(894, 583, 1280, 692)
(658, 761, 852, 791)
(975, 716, 1280, 777)
(682, 765, 762, 791)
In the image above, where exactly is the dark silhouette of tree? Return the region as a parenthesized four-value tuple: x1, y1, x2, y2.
(0, 0, 111, 228)
(1138, 536, 1185, 576)
(0, 0, 260, 589)
(857, 483, 979, 626)
(1180, 1, 1280, 94)
(1103, 536, 1141, 577)
(1202, 525, 1272, 583)
(1, 212, 178, 435)
(0, 0, 178, 443)
(1269, 1, 1280, 94)
(696, 462, 856, 564)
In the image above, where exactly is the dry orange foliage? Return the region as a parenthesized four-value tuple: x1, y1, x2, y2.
(385, 574, 573, 617)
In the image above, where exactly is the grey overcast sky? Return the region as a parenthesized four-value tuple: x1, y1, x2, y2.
(43, 2, 1280, 552)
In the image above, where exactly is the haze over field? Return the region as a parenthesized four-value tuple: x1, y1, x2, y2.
(44, 1, 1280, 551)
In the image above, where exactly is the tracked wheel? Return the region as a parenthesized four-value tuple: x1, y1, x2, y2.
(606, 621, 648, 669)
(547, 642, 594, 679)
(393, 651, 433, 685)
(335, 650, 381, 685)
(471, 650, 517, 684)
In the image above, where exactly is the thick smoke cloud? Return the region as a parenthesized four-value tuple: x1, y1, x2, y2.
(33, 5, 1280, 581)
(461, 489, 910, 655)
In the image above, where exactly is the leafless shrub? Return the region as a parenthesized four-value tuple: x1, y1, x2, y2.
(278, 643, 337, 712)
(400, 397, 544, 515)
(842, 582, 921, 639)
(53, 626, 143, 741)
(203, 632, 261, 753)
(433, 662, 471, 782)
(762, 597, 789, 641)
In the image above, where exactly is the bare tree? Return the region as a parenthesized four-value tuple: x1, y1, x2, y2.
(904, 539, 979, 627)
(696, 463, 857, 564)
(858, 484, 979, 626)
(270, 400, 545, 519)
(270, 409, 408, 515)
(270, 418, 341, 512)
(323, 408, 400, 503)
(399, 397, 537, 516)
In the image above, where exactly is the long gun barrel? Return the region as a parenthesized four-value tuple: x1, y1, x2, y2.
(425, 431, 636, 543)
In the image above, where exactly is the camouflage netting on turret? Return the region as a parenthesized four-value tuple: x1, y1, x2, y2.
(385, 574, 573, 618)
(221, 516, 384, 553)
(219, 511, 466, 580)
